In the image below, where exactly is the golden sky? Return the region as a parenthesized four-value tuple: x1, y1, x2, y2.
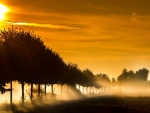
(0, 0, 150, 79)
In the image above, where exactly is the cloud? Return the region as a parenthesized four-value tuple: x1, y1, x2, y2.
(3, 0, 150, 16)
(6, 22, 80, 30)
(131, 12, 141, 22)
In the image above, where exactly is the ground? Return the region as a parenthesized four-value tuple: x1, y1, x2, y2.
(1, 95, 150, 113)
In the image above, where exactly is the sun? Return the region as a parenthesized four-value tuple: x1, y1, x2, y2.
(0, 4, 9, 20)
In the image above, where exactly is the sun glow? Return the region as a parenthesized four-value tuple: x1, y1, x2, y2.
(0, 4, 9, 20)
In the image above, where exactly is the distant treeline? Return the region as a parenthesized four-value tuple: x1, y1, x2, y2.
(117, 68, 149, 89)
(0, 26, 149, 106)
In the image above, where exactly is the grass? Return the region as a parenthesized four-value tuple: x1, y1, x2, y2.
(1, 95, 150, 113)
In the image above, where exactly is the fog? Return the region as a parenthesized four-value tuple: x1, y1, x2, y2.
(0, 82, 86, 104)
(1, 81, 150, 103)
(0, 82, 31, 103)
(96, 80, 150, 97)
(1, 80, 150, 113)
(1, 82, 150, 101)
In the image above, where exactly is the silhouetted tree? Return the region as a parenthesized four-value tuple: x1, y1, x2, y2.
(135, 68, 149, 89)
(111, 78, 116, 91)
(0, 26, 55, 105)
(135, 68, 149, 81)
(64, 62, 82, 85)
(117, 68, 149, 91)
(0, 27, 19, 105)
(117, 69, 132, 88)
(111, 78, 116, 87)
(82, 68, 98, 94)
(41, 49, 65, 96)
(96, 73, 110, 93)
(60, 62, 84, 94)
(58, 63, 68, 95)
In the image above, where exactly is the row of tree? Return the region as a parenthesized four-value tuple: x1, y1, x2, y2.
(0, 26, 149, 106)
(0, 26, 100, 106)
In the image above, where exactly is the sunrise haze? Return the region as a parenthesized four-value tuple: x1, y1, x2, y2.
(0, 0, 150, 80)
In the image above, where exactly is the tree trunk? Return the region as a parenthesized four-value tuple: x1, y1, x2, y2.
(51, 84, 53, 96)
(21, 82, 25, 106)
(96, 88, 98, 94)
(10, 81, 12, 106)
(30, 83, 33, 101)
(86, 87, 88, 94)
(79, 85, 80, 92)
(44, 84, 46, 98)
(83, 86, 84, 94)
(90, 87, 91, 94)
(67, 84, 69, 94)
(60, 84, 62, 95)
(38, 83, 40, 98)
(92, 87, 94, 94)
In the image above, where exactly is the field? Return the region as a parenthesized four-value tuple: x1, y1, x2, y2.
(1, 95, 150, 113)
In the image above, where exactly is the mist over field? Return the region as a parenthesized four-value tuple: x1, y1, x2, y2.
(0, 0, 150, 111)
(1, 81, 150, 113)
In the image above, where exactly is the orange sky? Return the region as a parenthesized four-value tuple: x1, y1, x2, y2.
(0, 0, 150, 80)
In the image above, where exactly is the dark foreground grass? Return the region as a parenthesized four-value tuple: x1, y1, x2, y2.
(1, 96, 150, 113)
